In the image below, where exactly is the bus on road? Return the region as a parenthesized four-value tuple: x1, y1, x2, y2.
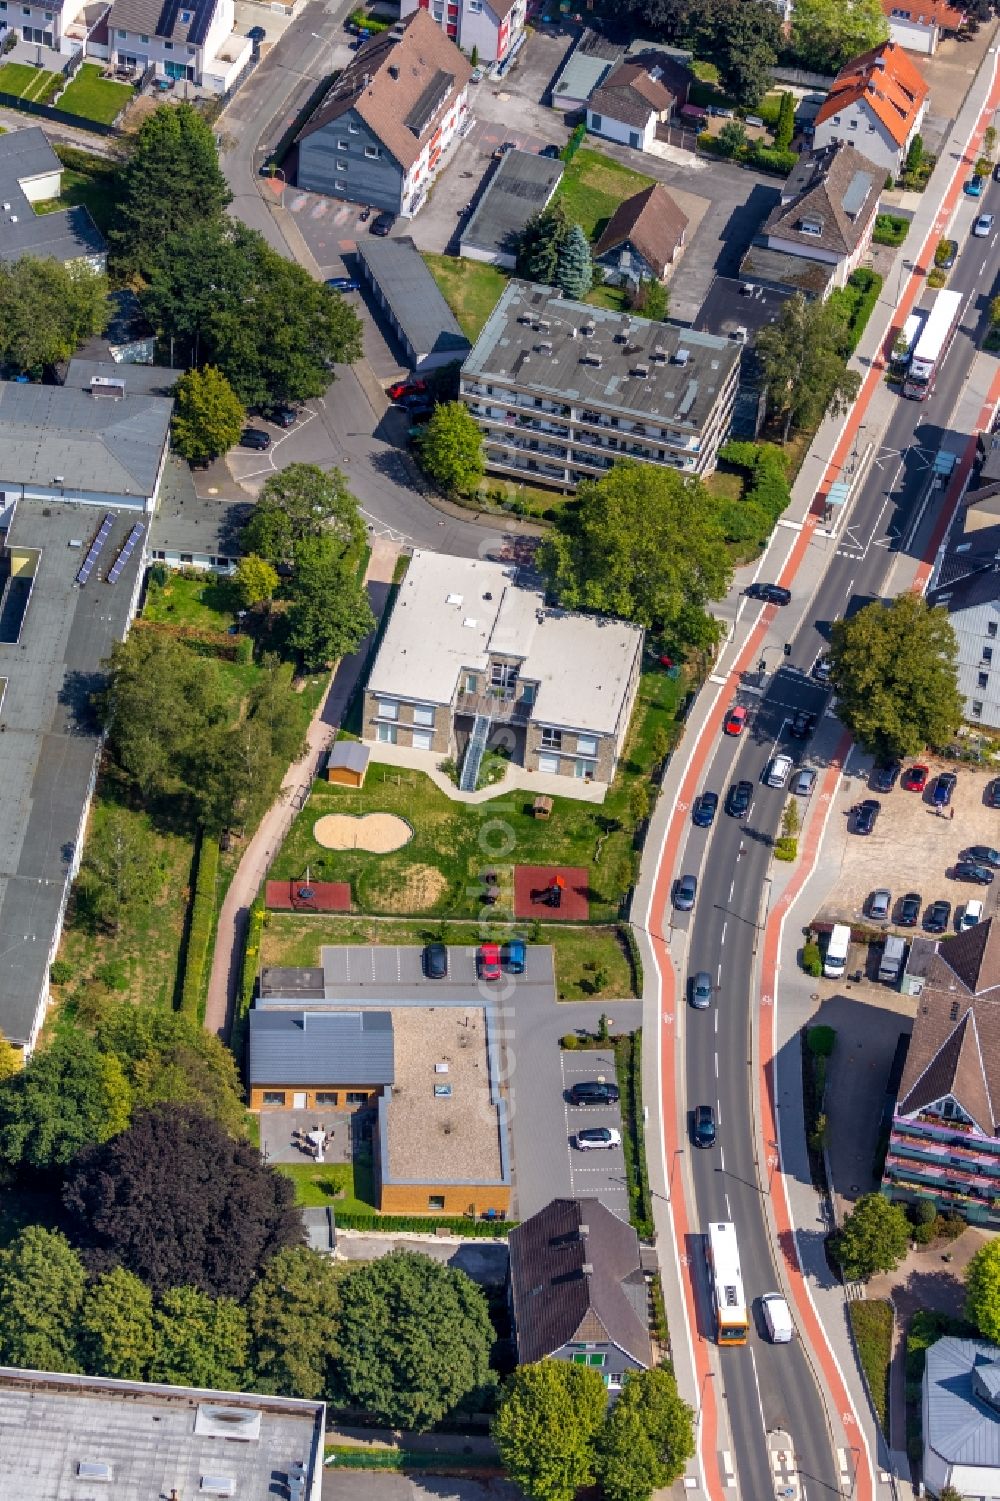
(904, 290, 963, 399)
(706, 1221, 749, 1345)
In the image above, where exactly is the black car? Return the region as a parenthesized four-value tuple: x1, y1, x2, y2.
(872, 761, 901, 793)
(569, 1080, 620, 1106)
(987, 780, 1000, 809)
(268, 405, 297, 428)
(938, 238, 958, 270)
(726, 779, 753, 818)
(789, 709, 816, 741)
(854, 798, 881, 835)
(932, 772, 957, 807)
(326, 276, 360, 292)
(898, 892, 922, 927)
(967, 846, 1000, 868)
(692, 791, 718, 827)
(693, 1104, 717, 1149)
(955, 861, 995, 885)
(493, 140, 517, 159)
(399, 390, 434, 411)
(423, 942, 448, 978)
(925, 899, 952, 933)
(239, 427, 271, 450)
(539, 143, 562, 158)
(371, 211, 396, 236)
(747, 582, 792, 606)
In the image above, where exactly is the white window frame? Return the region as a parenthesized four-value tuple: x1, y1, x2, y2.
(365, 143, 380, 159)
(412, 729, 433, 752)
(576, 735, 597, 756)
(377, 722, 398, 744)
(377, 698, 398, 720)
(413, 704, 435, 727)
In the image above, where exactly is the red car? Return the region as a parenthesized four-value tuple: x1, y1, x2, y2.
(387, 378, 427, 402)
(902, 764, 929, 792)
(723, 705, 748, 736)
(478, 943, 502, 981)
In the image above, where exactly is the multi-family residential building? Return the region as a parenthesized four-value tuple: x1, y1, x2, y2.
(295, 11, 471, 219)
(103, 0, 251, 88)
(401, 0, 525, 66)
(507, 1198, 653, 1389)
(883, 919, 1000, 1227)
(881, 0, 966, 54)
(812, 42, 928, 177)
(460, 281, 740, 488)
(362, 550, 644, 794)
(594, 183, 689, 287)
(0, 127, 106, 271)
(752, 141, 882, 292)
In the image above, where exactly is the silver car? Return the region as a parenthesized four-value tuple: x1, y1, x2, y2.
(869, 888, 892, 921)
(690, 971, 713, 1009)
(792, 767, 816, 797)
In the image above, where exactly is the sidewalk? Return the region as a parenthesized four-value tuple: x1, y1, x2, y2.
(202, 536, 399, 1038)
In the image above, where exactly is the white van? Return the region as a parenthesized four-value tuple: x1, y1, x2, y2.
(761, 1293, 794, 1343)
(824, 923, 850, 979)
(960, 899, 985, 932)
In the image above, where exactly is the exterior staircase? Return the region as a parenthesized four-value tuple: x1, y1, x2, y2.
(460, 713, 492, 792)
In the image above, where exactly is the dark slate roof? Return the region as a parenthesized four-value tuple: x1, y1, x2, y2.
(357, 237, 471, 362)
(460, 149, 563, 262)
(762, 141, 881, 257)
(594, 183, 688, 275)
(738, 244, 834, 298)
(247, 1008, 395, 1085)
(105, 0, 216, 46)
(928, 566, 1000, 618)
(260, 967, 326, 1000)
(590, 61, 674, 128)
(508, 1197, 652, 1368)
(925, 1338, 1000, 1467)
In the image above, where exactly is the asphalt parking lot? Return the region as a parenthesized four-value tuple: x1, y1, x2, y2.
(559, 1049, 631, 1219)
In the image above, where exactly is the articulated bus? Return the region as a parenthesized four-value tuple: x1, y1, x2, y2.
(706, 1221, 749, 1346)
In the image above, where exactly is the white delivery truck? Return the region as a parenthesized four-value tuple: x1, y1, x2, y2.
(879, 934, 907, 985)
(824, 924, 850, 979)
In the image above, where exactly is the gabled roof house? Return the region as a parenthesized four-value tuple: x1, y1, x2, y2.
(755, 141, 882, 291)
(923, 1338, 1000, 1498)
(586, 58, 682, 153)
(882, 0, 966, 55)
(812, 42, 928, 176)
(594, 183, 689, 286)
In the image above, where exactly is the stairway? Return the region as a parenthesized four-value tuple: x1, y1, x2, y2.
(460, 713, 492, 793)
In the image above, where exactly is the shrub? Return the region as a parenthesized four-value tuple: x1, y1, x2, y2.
(774, 836, 797, 861)
(934, 237, 953, 267)
(561, 1033, 581, 1050)
(936, 1212, 966, 1240)
(561, 123, 586, 163)
(848, 1299, 893, 1431)
(873, 213, 909, 247)
(332, 1212, 510, 1237)
(239, 898, 265, 1018)
(180, 834, 220, 1016)
(911, 1198, 937, 1226)
(49, 960, 74, 986)
(913, 1220, 935, 1244)
(96, 959, 129, 992)
(747, 142, 797, 176)
(807, 1025, 836, 1058)
(927, 267, 948, 289)
(802, 941, 822, 977)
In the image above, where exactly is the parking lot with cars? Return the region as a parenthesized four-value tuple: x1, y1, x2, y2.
(559, 1052, 630, 1219)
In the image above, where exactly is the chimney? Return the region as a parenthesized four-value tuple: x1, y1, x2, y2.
(578, 1224, 589, 1238)
(389, 63, 399, 78)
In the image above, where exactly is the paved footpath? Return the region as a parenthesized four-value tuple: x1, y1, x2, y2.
(203, 537, 399, 1039)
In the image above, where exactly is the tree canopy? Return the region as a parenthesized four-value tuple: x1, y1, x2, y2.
(493, 1361, 608, 1501)
(757, 292, 862, 440)
(829, 593, 963, 759)
(285, 533, 376, 671)
(334, 1250, 494, 1429)
(698, 0, 781, 108)
(539, 459, 731, 643)
(148, 1285, 249, 1390)
(832, 1193, 910, 1282)
(418, 402, 485, 497)
(599, 1367, 696, 1499)
(0, 1227, 87, 1373)
(0, 257, 108, 375)
(248, 1246, 342, 1399)
(241, 464, 367, 567)
(966, 1241, 1000, 1343)
(789, 0, 888, 73)
(78, 806, 158, 936)
(63, 1104, 300, 1298)
(171, 365, 245, 465)
(0, 1032, 130, 1172)
(234, 554, 280, 611)
(77, 1267, 156, 1381)
(517, 201, 571, 284)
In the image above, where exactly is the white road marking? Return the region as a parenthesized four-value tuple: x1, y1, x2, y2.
(714, 1011, 719, 1033)
(729, 878, 736, 901)
(719, 1146, 725, 1169)
(776, 518, 803, 531)
(717, 962, 723, 984)
(747, 801, 755, 820)
(721, 921, 727, 944)
(748, 1346, 767, 1433)
(714, 1052, 719, 1078)
(983, 257, 990, 274)
(724, 1192, 731, 1216)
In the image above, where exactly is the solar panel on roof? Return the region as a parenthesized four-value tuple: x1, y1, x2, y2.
(106, 522, 144, 585)
(75, 513, 114, 586)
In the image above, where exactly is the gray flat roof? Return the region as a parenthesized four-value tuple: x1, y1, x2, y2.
(460, 150, 563, 261)
(463, 279, 739, 433)
(0, 379, 171, 498)
(248, 1007, 394, 1085)
(149, 454, 251, 560)
(0, 127, 107, 267)
(0, 501, 144, 1046)
(551, 28, 622, 105)
(259, 943, 557, 1009)
(693, 275, 793, 342)
(0, 1366, 325, 1501)
(925, 1338, 1000, 1467)
(356, 237, 471, 362)
(65, 358, 177, 398)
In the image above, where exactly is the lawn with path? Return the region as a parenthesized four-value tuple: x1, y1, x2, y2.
(57, 63, 133, 124)
(0, 62, 61, 104)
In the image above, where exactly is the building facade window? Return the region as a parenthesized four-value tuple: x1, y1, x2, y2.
(413, 704, 435, 727)
(972, 700, 984, 718)
(979, 672, 989, 689)
(338, 138, 349, 149)
(541, 727, 562, 750)
(428, 1195, 445, 1210)
(377, 722, 397, 744)
(365, 144, 380, 158)
(988, 620, 997, 638)
(574, 758, 596, 779)
(315, 1091, 339, 1105)
(377, 699, 398, 719)
(348, 121, 360, 132)
(262, 1091, 286, 1106)
(465, 673, 478, 692)
(346, 1091, 369, 1105)
(577, 734, 597, 756)
(591, 112, 602, 129)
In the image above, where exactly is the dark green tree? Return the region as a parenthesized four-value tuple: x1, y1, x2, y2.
(629, 278, 670, 321)
(171, 365, 245, 465)
(285, 534, 376, 671)
(0, 257, 108, 374)
(418, 401, 485, 496)
(539, 459, 731, 641)
(831, 1193, 910, 1282)
(790, 0, 888, 71)
(829, 593, 963, 759)
(241, 464, 366, 567)
(598, 1367, 696, 1499)
(149, 1286, 249, 1390)
(757, 292, 861, 440)
(248, 1246, 342, 1398)
(597, 1402, 664, 1501)
(335, 1251, 494, 1429)
(517, 200, 570, 283)
(967, 1241, 1000, 1343)
(717, 120, 747, 158)
(493, 1362, 608, 1501)
(707, 0, 781, 108)
(63, 1105, 301, 1299)
(77, 1267, 155, 1381)
(111, 103, 232, 277)
(904, 133, 924, 176)
(0, 1032, 131, 1172)
(0, 1227, 87, 1373)
(79, 806, 158, 936)
(555, 223, 593, 298)
(774, 92, 795, 151)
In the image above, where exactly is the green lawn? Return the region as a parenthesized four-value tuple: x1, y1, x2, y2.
(260, 913, 637, 1000)
(423, 253, 508, 341)
(144, 571, 240, 632)
(34, 146, 120, 235)
(277, 1148, 377, 1211)
(556, 148, 656, 243)
(848, 1300, 893, 1432)
(0, 62, 61, 104)
(58, 63, 133, 124)
(585, 281, 630, 313)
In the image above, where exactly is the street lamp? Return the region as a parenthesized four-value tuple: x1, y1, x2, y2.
(696, 1369, 716, 1427)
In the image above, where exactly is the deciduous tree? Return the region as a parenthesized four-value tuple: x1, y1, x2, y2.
(63, 1104, 301, 1299)
(171, 365, 245, 465)
(0, 1031, 20, 1082)
(241, 464, 366, 566)
(418, 401, 485, 496)
(966, 1241, 1000, 1342)
(832, 1193, 910, 1282)
(493, 1361, 607, 1501)
(600, 1367, 696, 1495)
(0, 257, 108, 374)
(285, 533, 376, 671)
(705, 0, 781, 109)
(149, 1285, 249, 1390)
(234, 554, 279, 610)
(789, 0, 888, 73)
(80, 806, 158, 935)
(629, 278, 670, 321)
(757, 292, 861, 440)
(829, 593, 963, 759)
(248, 1246, 342, 1398)
(78, 1267, 155, 1381)
(0, 1227, 87, 1373)
(597, 1401, 664, 1501)
(335, 1251, 494, 1429)
(0, 1032, 131, 1171)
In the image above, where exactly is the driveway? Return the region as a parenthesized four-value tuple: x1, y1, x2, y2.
(325, 1474, 524, 1501)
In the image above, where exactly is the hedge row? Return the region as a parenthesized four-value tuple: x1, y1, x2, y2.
(848, 1299, 893, 1432)
(180, 833, 220, 1016)
(240, 897, 266, 1019)
(562, 122, 586, 164)
(829, 268, 883, 356)
(615, 1031, 654, 1241)
(695, 131, 796, 176)
(326, 1447, 496, 1473)
(334, 1211, 512, 1237)
(873, 212, 909, 248)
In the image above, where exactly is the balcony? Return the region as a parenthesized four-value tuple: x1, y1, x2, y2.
(455, 688, 532, 724)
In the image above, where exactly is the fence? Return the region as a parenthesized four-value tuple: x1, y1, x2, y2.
(770, 64, 834, 90)
(0, 89, 121, 134)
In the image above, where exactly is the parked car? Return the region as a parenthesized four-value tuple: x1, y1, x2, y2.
(387, 378, 427, 401)
(973, 213, 995, 237)
(791, 767, 816, 797)
(995, 162, 1000, 182)
(539, 143, 561, 158)
(569, 1080, 620, 1106)
(938, 239, 959, 269)
(470, 65, 484, 82)
(692, 791, 719, 827)
(268, 405, 297, 428)
(371, 210, 396, 236)
(965, 175, 985, 197)
(723, 705, 747, 736)
(789, 709, 816, 741)
(576, 1127, 621, 1150)
(902, 763, 928, 792)
(812, 654, 833, 684)
(765, 753, 793, 789)
(955, 861, 995, 885)
(868, 888, 892, 921)
(987, 779, 1000, 808)
(398, 390, 434, 412)
(689, 971, 713, 1010)
(423, 942, 448, 978)
(726, 779, 753, 818)
(854, 799, 881, 835)
(693, 1104, 717, 1148)
(478, 942, 502, 980)
(960, 899, 985, 931)
(326, 276, 360, 292)
(501, 938, 527, 974)
(967, 846, 1000, 868)
(493, 140, 517, 159)
(932, 772, 957, 808)
(239, 427, 271, 450)
(673, 873, 698, 911)
(746, 582, 792, 605)
(925, 899, 952, 934)
(898, 892, 922, 927)
(872, 761, 901, 793)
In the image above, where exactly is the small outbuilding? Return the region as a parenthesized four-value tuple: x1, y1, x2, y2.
(326, 741, 370, 787)
(356, 236, 471, 372)
(460, 149, 564, 270)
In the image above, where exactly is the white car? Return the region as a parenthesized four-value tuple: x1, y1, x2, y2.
(765, 753, 793, 788)
(576, 1127, 622, 1151)
(973, 213, 995, 237)
(960, 899, 985, 931)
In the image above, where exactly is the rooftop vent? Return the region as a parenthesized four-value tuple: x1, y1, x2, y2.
(89, 376, 126, 399)
(673, 348, 691, 366)
(389, 63, 399, 77)
(578, 1224, 589, 1237)
(581, 322, 595, 337)
(463, 617, 478, 628)
(53, 475, 65, 484)
(651, 345, 667, 362)
(518, 313, 534, 326)
(1, 202, 8, 211)
(435, 1062, 449, 1074)
(77, 1462, 112, 1482)
(536, 318, 551, 331)
(536, 341, 553, 354)
(200, 1479, 236, 1498)
(581, 1262, 594, 1275)
(445, 593, 463, 605)
(195, 1405, 263, 1441)
(631, 364, 649, 378)
(9, 214, 16, 223)
(582, 352, 603, 367)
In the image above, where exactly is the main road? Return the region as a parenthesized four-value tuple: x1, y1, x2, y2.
(665, 175, 1000, 1499)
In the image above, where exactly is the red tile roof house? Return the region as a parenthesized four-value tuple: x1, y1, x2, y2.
(294, 10, 472, 219)
(400, 0, 526, 66)
(593, 183, 689, 287)
(812, 41, 928, 178)
(881, 0, 966, 56)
